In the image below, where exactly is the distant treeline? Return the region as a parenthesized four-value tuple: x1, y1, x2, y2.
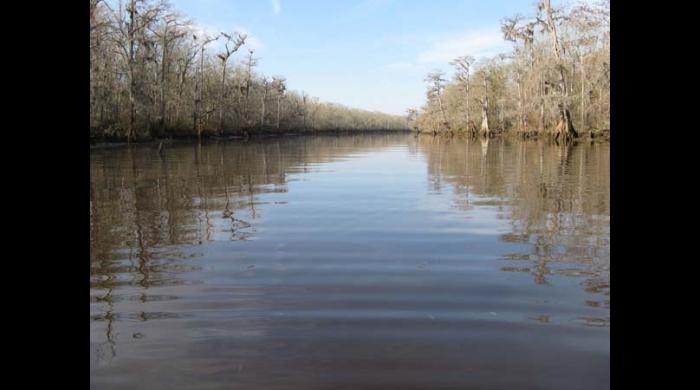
(409, 0, 609, 141)
(90, 0, 408, 142)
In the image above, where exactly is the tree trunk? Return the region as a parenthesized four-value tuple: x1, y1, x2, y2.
(196, 46, 206, 139)
(543, 0, 576, 140)
(580, 56, 586, 128)
(219, 61, 226, 135)
(498, 100, 504, 131)
(540, 96, 546, 133)
(463, 80, 470, 127)
(276, 96, 281, 129)
(543, 0, 561, 60)
(260, 88, 267, 128)
(127, 1, 136, 143)
(437, 95, 449, 131)
(554, 104, 577, 140)
(128, 68, 135, 142)
(159, 32, 167, 133)
(516, 75, 525, 133)
(480, 97, 490, 135)
(302, 96, 307, 129)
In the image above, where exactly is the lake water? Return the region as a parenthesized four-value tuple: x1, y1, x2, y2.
(90, 133, 610, 390)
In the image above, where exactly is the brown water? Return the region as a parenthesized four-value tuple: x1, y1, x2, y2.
(90, 133, 609, 390)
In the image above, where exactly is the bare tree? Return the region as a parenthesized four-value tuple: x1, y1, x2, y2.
(193, 33, 218, 138)
(536, 0, 577, 140)
(406, 108, 419, 130)
(502, 16, 536, 134)
(105, 0, 165, 142)
(271, 76, 286, 129)
(260, 77, 270, 128)
(425, 71, 450, 132)
(217, 32, 246, 135)
(173, 36, 197, 121)
(242, 49, 259, 127)
(150, 10, 188, 133)
(450, 55, 476, 133)
(301, 92, 309, 129)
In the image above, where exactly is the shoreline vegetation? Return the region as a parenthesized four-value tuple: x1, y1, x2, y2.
(408, 0, 609, 142)
(89, 129, 413, 147)
(90, 0, 408, 144)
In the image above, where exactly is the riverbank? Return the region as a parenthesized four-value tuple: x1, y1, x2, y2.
(90, 128, 412, 146)
(413, 127, 610, 142)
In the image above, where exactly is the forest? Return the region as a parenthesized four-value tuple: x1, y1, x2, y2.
(409, 0, 609, 141)
(89, 0, 409, 142)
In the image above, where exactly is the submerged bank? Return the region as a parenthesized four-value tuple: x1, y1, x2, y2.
(90, 126, 609, 147)
(413, 127, 610, 142)
(90, 128, 412, 145)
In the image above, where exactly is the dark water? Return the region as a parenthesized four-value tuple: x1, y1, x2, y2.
(90, 133, 609, 390)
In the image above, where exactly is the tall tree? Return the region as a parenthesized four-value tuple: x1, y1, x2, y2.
(450, 55, 476, 133)
(537, 0, 577, 140)
(425, 71, 449, 132)
(193, 33, 218, 137)
(260, 77, 270, 128)
(150, 10, 188, 133)
(216, 32, 246, 135)
(105, 0, 165, 142)
(478, 75, 490, 136)
(242, 49, 259, 127)
(271, 76, 286, 129)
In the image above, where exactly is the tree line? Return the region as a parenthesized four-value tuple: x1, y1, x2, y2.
(409, 0, 609, 141)
(90, 0, 408, 142)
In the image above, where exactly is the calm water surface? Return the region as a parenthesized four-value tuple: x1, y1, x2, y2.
(90, 133, 609, 390)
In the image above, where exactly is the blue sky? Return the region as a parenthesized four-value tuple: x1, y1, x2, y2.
(169, 0, 551, 115)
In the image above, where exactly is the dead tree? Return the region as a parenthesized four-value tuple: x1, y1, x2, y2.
(425, 71, 450, 132)
(502, 15, 536, 136)
(260, 77, 270, 128)
(271, 76, 286, 129)
(450, 55, 476, 133)
(537, 0, 577, 140)
(568, 3, 605, 131)
(514, 66, 527, 134)
(105, 0, 164, 143)
(406, 108, 419, 131)
(242, 49, 258, 127)
(174, 39, 197, 121)
(301, 92, 308, 129)
(150, 12, 187, 134)
(217, 32, 246, 135)
(193, 34, 218, 138)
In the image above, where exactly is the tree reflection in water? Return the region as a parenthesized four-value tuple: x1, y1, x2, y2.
(419, 136, 609, 309)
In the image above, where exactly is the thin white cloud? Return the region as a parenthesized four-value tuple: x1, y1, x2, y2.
(416, 27, 509, 64)
(379, 26, 510, 80)
(191, 24, 264, 53)
(272, 0, 281, 16)
(233, 26, 264, 51)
